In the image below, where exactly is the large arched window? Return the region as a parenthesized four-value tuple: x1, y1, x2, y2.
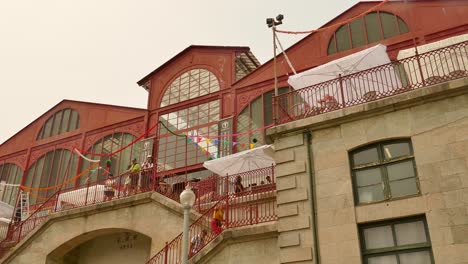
(37, 109, 80, 140)
(25, 149, 78, 204)
(236, 88, 291, 150)
(328, 11, 409, 55)
(158, 100, 220, 171)
(0, 163, 23, 205)
(160, 69, 220, 107)
(80, 132, 139, 184)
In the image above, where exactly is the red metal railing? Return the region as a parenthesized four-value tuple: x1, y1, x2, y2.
(0, 165, 276, 260)
(274, 40, 468, 124)
(147, 166, 276, 264)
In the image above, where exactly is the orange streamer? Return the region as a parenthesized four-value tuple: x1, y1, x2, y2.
(20, 163, 99, 191)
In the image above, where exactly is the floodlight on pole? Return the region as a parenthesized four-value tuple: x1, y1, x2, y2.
(180, 186, 196, 264)
(266, 14, 284, 122)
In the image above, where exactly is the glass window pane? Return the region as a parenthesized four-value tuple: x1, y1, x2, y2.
(59, 109, 71, 134)
(383, 142, 411, 159)
(363, 225, 395, 250)
(350, 18, 366, 47)
(336, 25, 351, 52)
(358, 185, 385, 203)
(43, 118, 53, 138)
(355, 167, 382, 186)
(69, 111, 79, 131)
(399, 251, 431, 264)
(380, 12, 398, 39)
(328, 36, 336, 54)
(397, 17, 409, 34)
(51, 111, 63, 137)
(365, 12, 382, 43)
(367, 255, 398, 264)
(387, 161, 415, 181)
(389, 178, 418, 198)
(394, 221, 428, 245)
(352, 147, 379, 167)
(160, 69, 220, 107)
(263, 90, 274, 126)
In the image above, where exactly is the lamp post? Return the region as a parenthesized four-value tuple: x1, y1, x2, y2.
(180, 186, 196, 264)
(266, 14, 284, 97)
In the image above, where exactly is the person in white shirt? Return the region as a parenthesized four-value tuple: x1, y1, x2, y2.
(104, 174, 115, 202)
(140, 155, 154, 191)
(190, 229, 207, 256)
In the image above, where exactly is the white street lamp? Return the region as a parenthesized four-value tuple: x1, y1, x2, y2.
(180, 186, 196, 264)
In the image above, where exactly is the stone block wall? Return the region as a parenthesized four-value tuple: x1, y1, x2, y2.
(270, 80, 468, 264)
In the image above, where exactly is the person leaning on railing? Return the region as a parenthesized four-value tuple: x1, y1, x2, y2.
(140, 155, 154, 191)
(126, 158, 141, 196)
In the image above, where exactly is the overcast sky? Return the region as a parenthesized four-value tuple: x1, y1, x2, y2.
(0, 0, 362, 144)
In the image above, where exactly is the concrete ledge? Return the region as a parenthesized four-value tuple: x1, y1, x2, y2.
(267, 77, 468, 137)
(1, 191, 192, 263)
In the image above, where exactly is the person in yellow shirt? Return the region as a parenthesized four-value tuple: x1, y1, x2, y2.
(128, 158, 141, 195)
(211, 205, 224, 235)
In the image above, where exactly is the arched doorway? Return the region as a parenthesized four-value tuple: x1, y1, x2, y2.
(47, 229, 151, 264)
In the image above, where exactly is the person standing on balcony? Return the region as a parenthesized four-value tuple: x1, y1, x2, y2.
(211, 205, 224, 235)
(128, 158, 141, 195)
(103, 173, 115, 202)
(234, 176, 244, 193)
(140, 155, 153, 191)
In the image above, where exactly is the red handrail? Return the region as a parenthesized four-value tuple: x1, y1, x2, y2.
(274, 40, 468, 124)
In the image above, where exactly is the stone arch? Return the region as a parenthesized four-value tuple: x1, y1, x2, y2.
(3, 194, 186, 264)
(46, 228, 151, 264)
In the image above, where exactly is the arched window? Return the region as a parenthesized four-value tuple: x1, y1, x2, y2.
(0, 163, 23, 205)
(328, 11, 409, 55)
(37, 109, 80, 140)
(25, 149, 78, 204)
(160, 69, 220, 107)
(349, 139, 419, 204)
(236, 88, 290, 150)
(158, 100, 220, 171)
(80, 132, 138, 184)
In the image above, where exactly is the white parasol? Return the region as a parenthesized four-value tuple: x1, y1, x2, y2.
(203, 145, 275, 176)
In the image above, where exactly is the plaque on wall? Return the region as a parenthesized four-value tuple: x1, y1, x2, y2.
(218, 118, 233, 158)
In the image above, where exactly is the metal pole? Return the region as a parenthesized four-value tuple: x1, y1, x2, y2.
(181, 204, 191, 264)
(273, 26, 278, 97)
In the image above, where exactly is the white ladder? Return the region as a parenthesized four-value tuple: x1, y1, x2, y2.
(20, 191, 29, 221)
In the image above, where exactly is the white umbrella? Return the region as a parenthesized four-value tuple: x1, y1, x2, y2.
(288, 44, 399, 107)
(203, 145, 275, 176)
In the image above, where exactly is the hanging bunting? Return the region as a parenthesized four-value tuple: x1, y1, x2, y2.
(205, 138, 210, 144)
(249, 143, 254, 149)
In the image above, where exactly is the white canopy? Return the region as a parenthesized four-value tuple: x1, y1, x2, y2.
(287, 44, 399, 108)
(57, 185, 106, 210)
(203, 145, 275, 176)
(0, 201, 13, 219)
(397, 34, 468, 84)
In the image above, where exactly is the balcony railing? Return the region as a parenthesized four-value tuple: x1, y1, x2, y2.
(147, 167, 277, 264)
(274, 40, 468, 124)
(0, 165, 276, 260)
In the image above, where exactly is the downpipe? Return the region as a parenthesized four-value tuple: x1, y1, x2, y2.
(305, 131, 320, 264)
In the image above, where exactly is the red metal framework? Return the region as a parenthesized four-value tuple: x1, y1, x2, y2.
(275, 40, 468, 124)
